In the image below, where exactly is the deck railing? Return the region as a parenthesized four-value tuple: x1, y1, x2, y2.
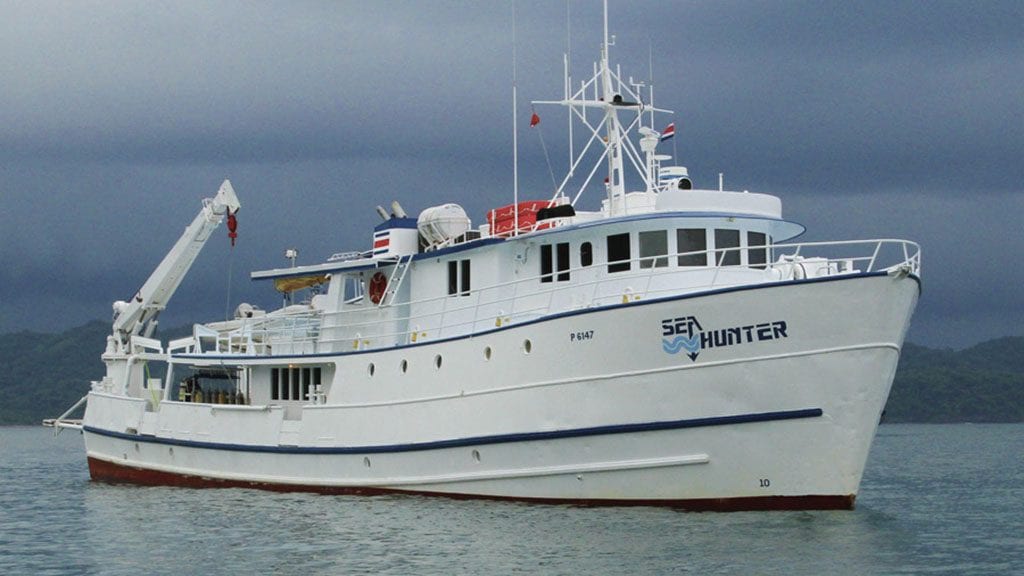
(187, 238, 919, 356)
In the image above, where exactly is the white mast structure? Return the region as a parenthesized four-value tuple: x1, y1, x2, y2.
(533, 0, 671, 216)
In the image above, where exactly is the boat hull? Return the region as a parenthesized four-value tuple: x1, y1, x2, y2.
(81, 272, 918, 510)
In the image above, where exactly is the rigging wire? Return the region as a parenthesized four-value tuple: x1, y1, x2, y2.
(532, 106, 559, 192)
(224, 246, 234, 321)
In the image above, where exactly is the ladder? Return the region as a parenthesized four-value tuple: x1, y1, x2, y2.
(379, 254, 414, 307)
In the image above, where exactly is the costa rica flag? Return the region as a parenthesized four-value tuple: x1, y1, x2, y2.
(660, 122, 675, 142)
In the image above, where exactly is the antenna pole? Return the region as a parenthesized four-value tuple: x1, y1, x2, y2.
(565, 0, 573, 181)
(512, 0, 519, 235)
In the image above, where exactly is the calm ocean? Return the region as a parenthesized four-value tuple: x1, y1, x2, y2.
(1, 424, 1021, 575)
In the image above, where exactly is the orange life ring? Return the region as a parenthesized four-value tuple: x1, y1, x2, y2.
(369, 272, 388, 304)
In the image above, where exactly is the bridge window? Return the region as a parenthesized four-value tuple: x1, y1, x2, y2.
(715, 229, 741, 266)
(748, 231, 768, 269)
(677, 229, 707, 266)
(580, 242, 593, 267)
(607, 233, 631, 273)
(639, 231, 669, 269)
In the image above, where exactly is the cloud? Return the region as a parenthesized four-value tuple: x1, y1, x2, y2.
(0, 1, 1021, 347)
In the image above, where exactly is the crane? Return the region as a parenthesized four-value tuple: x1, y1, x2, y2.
(109, 180, 241, 352)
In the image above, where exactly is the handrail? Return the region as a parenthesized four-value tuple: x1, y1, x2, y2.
(182, 238, 919, 357)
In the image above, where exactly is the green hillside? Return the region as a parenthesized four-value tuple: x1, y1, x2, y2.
(884, 338, 1024, 422)
(1, 323, 1021, 425)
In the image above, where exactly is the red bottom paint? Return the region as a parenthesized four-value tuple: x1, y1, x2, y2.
(88, 457, 856, 511)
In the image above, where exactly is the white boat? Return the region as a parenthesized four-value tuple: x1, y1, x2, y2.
(48, 5, 920, 510)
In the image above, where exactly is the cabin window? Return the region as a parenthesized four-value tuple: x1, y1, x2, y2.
(461, 259, 471, 295)
(541, 243, 570, 282)
(291, 367, 300, 401)
(607, 233, 631, 273)
(715, 229, 741, 266)
(639, 231, 669, 269)
(448, 260, 471, 296)
(271, 367, 322, 401)
(580, 242, 593, 267)
(343, 276, 364, 303)
(748, 231, 768, 269)
(677, 229, 707, 266)
(556, 242, 570, 281)
(541, 244, 553, 283)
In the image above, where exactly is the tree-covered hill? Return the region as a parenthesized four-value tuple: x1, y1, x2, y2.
(0, 321, 108, 426)
(1, 323, 1021, 425)
(884, 337, 1024, 423)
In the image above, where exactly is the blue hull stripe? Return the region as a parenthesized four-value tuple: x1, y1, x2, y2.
(84, 407, 822, 455)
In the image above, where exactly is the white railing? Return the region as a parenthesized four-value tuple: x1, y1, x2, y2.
(184, 239, 919, 357)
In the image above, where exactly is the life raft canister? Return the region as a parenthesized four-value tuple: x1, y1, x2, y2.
(369, 272, 388, 304)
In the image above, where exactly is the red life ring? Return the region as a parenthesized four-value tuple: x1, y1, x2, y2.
(369, 272, 388, 304)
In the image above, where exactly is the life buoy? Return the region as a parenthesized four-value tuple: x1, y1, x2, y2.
(369, 272, 388, 304)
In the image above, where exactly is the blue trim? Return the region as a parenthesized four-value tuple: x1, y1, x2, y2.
(411, 237, 505, 261)
(179, 270, 914, 361)
(520, 210, 805, 242)
(83, 408, 822, 455)
(373, 217, 418, 232)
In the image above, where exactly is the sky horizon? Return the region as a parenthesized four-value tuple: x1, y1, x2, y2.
(2, 1, 1022, 349)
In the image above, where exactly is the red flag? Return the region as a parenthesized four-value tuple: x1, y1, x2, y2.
(530, 112, 540, 127)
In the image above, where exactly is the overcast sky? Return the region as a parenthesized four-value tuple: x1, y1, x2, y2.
(1, 0, 1021, 348)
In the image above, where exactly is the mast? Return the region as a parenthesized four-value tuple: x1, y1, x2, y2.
(512, 1, 520, 235)
(530, 0, 673, 214)
(601, 0, 627, 215)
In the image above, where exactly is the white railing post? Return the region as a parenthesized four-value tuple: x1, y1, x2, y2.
(868, 241, 883, 272)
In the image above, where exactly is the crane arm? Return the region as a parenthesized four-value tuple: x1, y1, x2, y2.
(111, 180, 241, 347)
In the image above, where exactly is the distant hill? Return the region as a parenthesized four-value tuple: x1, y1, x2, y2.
(0, 321, 188, 426)
(0, 321, 108, 426)
(884, 337, 1024, 423)
(0, 323, 1021, 425)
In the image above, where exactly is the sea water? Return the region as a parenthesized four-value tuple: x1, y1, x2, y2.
(1, 424, 1021, 575)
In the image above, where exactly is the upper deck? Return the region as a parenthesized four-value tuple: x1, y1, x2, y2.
(172, 224, 920, 362)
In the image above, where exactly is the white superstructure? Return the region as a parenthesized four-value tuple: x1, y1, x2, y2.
(48, 4, 920, 510)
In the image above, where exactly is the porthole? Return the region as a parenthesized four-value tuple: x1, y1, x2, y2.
(484, 346, 492, 361)
(400, 359, 408, 374)
(434, 355, 443, 370)
(368, 363, 375, 377)
(523, 339, 532, 354)
(363, 457, 371, 468)
(472, 449, 481, 463)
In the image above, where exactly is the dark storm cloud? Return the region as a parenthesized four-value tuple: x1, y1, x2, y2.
(1, 1, 1021, 347)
